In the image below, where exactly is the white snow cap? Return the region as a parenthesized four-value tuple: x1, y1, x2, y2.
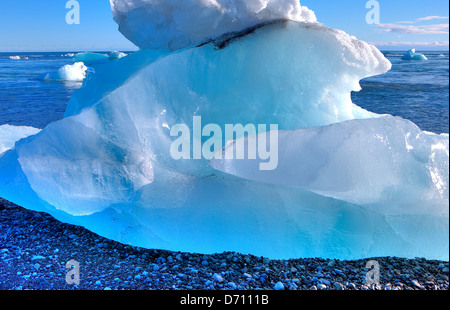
(110, 0, 317, 50)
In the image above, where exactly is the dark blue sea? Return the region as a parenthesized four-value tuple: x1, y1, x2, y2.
(0, 50, 448, 133)
(353, 51, 449, 134)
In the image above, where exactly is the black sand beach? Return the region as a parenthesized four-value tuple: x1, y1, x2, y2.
(0, 198, 448, 291)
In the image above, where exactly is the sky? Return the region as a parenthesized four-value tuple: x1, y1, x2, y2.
(0, 0, 448, 52)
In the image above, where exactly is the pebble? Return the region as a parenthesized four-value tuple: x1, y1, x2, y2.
(0, 198, 448, 291)
(274, 282, 285, 290)
(213, 273, 224, 283)
(319, 279, 331, 286)
(411, 280, 424, 290)
(228, 282, 237, 290)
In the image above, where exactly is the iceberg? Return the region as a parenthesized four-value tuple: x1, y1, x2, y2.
(0, 125, 41, 155)
(211, 116, 449, 212)
(110, 0, 317, 50)
(0, 1, 448, 260)
(72, 52, 110, 66)
(41, 62, 88, 82)
(109, 51, 128, 60)
(9, 56, 21, 60)
(402, 49, 428, 61)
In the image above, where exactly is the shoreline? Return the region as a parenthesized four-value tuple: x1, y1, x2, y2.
(0, 198, 448, 291)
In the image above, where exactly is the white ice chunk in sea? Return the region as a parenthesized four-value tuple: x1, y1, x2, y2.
(41, 62, 88, 82)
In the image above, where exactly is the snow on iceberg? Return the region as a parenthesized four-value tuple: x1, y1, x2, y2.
(0, 2, 448, 260)
(110, 0, 317, 50)
(41, 62, 88, 82)
(0, 125, 41, 156)
(402, 49, 428, 61)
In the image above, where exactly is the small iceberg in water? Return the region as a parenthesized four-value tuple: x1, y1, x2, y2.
(402, 49, 428, 61)
(9, 56, 21, 60)
(72, 52, 109, 66)
(108, 51, 128, 61)
(41, 62, 88, 82)
(72, 52, 128, 66)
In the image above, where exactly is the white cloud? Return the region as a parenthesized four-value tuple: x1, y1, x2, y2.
(376, 23, 449, 35)
(370, 41, 449, 47)
(395, 21, 415, 24)
(416, 16, 449, 22)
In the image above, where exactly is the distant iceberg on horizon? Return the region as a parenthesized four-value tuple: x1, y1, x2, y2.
(402, 49, 428, 61)
(0, 0, 448, 260)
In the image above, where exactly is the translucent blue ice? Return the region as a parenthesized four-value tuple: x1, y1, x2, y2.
(402, 49, 428, 61)
(0, 17, 447, 260)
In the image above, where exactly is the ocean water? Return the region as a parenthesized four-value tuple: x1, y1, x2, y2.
(0, 50, 448, 133)
(352, 51, 449, 134)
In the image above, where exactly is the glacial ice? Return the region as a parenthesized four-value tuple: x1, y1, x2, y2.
(9, 56, 21, 60)
(110, 0, 317, 50)
(109, 51, 128, 60)
(0, 125, 41, 155)
(211, 116, 449, 213)
(41, 62, 88, 82)
(72, 52, 110, 66)
(402, 49, 428, 61)
(0, 2, 448, 260)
